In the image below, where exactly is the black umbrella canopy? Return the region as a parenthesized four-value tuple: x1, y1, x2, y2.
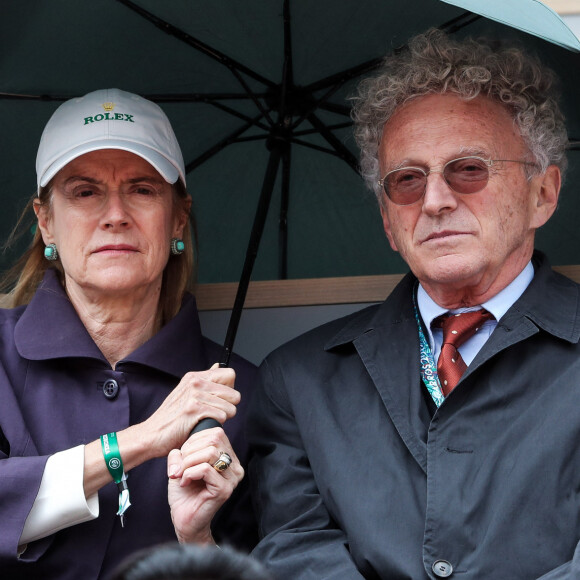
(2, 0, 580, 287)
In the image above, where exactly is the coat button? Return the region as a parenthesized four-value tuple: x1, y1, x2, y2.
(102, 379, 119, 400)
(432, 560, 453, 577)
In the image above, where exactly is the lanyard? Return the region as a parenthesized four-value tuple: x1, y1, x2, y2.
(413, 299, 445, 408)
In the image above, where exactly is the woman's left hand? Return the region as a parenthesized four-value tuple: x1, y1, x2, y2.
(167, 427, 243, 545)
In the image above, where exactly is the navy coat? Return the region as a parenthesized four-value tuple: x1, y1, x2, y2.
(0, 269, 257, 579)
(249, 252, 580, 579)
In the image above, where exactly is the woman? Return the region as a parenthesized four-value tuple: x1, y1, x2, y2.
(0, 89, 256, 579)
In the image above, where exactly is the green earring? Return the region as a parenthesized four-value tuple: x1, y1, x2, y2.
(44, 243, 59, 261)
(170, 238, 185, 255)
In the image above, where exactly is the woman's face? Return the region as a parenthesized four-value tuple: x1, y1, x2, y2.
(35, 149, 190, 301)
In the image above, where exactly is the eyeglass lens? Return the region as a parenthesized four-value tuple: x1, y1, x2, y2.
(384, 157, 490, 205)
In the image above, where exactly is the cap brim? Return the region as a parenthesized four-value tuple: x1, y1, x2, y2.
(38, 139, 181, 189)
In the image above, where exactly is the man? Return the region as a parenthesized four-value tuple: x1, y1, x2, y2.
(247, 30, 580, 579)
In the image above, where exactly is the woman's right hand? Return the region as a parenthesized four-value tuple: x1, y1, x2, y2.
(141, 365, 240, 457)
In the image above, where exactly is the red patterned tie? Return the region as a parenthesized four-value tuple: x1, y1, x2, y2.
(432, 310, 494, 396)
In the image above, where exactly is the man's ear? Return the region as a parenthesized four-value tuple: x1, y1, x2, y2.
(530, 165, 561, 229)
(33, 199, 54, 244)
(379, 200, 399, 252)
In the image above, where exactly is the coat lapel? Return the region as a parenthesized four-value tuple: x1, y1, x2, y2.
(465, 252, 580, 379)
(326, 273, 429, 473)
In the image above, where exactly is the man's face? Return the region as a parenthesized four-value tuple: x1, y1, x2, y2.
(378, 93, 559, 306)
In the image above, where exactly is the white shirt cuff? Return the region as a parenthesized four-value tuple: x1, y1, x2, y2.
(19, 445, 99, 546)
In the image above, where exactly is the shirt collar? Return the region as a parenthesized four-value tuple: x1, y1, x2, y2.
(417, 261, 534, 336)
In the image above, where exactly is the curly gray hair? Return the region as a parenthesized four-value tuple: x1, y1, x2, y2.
(352, 28, 568, 204)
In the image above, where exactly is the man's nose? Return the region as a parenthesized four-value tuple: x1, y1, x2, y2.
(421, 171, 459, 215)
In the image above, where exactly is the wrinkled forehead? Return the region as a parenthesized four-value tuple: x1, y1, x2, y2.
(54, 149, 165, 183)
(379, 94, 525, 167)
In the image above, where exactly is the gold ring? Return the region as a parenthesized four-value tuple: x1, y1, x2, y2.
(212, 452, 232, 472)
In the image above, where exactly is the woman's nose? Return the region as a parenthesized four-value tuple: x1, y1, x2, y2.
(101, 192, 131, 228)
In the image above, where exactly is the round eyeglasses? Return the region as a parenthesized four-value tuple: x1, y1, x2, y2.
(378, 156, 537, 206)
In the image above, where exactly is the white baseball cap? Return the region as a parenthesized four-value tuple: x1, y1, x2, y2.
(36, 88, 186, 191)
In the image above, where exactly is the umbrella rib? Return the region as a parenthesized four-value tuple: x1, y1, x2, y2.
(290, 139, 344, 156)
(294, 122, 352, 137)
(185, 115, 266, 172)
(0, 92, 70, 102)
(207, 101, 271, 132)
(440, 12, 482, 35)
(302, 57, 384, 94)
(0, 91, 268, 105)
(144, 92, 270, 102)
(317, 101, 352, 117)
(306, 113, 359, 173)
(114, 0, 277, 90)
(231, 135, 269, 144)
(226, 68, 276, 127)
(146, 90, 273, 130)
(302, 12, 481, 96)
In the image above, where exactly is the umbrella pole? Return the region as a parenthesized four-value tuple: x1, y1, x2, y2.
(191, 139, 285, 435)
(220, 137, 287, 367)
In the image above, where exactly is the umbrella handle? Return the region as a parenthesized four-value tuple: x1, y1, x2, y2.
(188, 358, 228, 435)
(190, 417, 221, 434)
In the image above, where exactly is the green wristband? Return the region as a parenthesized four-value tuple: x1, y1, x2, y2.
(101, 432, 124, 483)
(100, 432, 131, 524)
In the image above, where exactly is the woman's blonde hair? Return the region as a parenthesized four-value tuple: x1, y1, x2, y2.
(1, 179, 196, 326)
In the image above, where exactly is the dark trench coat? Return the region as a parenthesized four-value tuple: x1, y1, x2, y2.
(248, 251, 580, 579)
